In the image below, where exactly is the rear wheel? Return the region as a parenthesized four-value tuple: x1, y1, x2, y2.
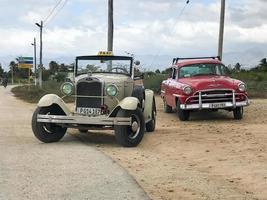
(176, 100, 190, 121)
(146, 97, 156, 132)
(32, 106, 67, 143)
(233, 107, 243, 120)
(114, 108, 145, 147)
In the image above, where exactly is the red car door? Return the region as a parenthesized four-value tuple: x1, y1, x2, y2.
(165, 68, 177, 107)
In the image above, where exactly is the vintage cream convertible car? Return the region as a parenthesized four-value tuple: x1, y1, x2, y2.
(32, 52, 156, 147)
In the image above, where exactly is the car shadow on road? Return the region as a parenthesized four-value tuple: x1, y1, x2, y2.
(68, 130, 119, 147)
(186, 110, 236, 122)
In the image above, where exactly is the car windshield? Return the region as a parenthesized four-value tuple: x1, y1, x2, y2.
(179, 63, 227, 78)
(76, 57, 132, 76)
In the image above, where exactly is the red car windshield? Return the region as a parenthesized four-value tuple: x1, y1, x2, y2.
(179, 63, 228, 78)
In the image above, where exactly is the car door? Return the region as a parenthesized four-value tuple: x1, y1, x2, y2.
(165, 68, 177, 107)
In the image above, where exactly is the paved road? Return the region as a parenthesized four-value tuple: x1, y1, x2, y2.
(0, 86, 150, 200)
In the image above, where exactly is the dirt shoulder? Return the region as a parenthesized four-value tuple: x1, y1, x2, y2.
(79, 96, 267, 200)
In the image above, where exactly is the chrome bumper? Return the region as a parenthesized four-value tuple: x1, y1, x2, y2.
(181, 90, 250, 110)
(37, 114, 131, 126)
(180, 100, 249, 110)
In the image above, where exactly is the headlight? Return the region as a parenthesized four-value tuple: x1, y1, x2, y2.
(106, 84, 118, 96)
(60, 82, 74, 96)
(238, 83, 246, 92)
(183, 86, 192, 95)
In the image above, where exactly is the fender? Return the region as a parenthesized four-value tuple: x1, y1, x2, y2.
(38, 94, 71, 115)
(109, 97, 140, 117)
(118, 96, 140, 110)
(143, 89, 155, 123)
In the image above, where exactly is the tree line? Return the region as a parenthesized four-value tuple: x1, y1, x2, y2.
(0, 60, 73, 83)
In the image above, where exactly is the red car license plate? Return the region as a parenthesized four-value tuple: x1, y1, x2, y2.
(209, 103, 226, 109)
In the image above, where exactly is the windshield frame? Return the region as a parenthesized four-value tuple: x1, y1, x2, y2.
(178, 63, 227, 79)
(75, 55, 133, 77)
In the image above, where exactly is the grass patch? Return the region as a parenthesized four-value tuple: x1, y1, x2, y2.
(11, 81, 74, 103)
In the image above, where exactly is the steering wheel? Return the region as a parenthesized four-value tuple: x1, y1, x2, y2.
(110, 67, 129, 73)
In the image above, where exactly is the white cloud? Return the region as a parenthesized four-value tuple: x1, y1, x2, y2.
(0, 0, 266, 69)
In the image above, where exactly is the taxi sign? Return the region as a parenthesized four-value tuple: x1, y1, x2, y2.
(98, 51, 113, 56)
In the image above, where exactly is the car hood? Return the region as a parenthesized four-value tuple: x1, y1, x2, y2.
(179, 75, 237, 91)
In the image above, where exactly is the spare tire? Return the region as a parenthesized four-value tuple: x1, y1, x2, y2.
(132, 85, 145, 109)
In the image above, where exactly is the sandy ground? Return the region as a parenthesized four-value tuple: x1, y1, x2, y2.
(74, 96, 267, 200)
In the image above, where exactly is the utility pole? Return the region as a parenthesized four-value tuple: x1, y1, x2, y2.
(218, 0, 225, 60)
(107, 0, 113, 52)
(11, 64, 14, 85)
(107, 0, 114, 71)
(35, 21, 43, 88)
(31, 37, 37, 86)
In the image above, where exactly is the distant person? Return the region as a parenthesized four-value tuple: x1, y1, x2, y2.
(2, 73, 8, 88)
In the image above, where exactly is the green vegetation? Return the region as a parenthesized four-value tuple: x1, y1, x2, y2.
(11, 81, 74, 103)
(144, 72, 166, 93)
(10, 58, 267, 104)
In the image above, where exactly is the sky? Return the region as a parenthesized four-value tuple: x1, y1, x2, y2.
(0, 0, 266, 71)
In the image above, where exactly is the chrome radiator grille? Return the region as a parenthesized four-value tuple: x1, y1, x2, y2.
(189, 90, 234, 104)
(76, 81, 102, 108)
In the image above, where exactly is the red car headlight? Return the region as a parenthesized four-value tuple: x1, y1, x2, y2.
(183, 86, 193, 95)
(238, 83, 246, 92)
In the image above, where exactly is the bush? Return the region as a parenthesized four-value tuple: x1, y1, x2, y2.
(11, 81, 74, 103)
(144, 74, 166, 93)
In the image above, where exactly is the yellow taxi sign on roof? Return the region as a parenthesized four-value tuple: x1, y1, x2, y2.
(98, 51, 113, 56)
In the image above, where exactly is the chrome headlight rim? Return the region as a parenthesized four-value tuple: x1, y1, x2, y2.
(183, 85, 193, 95)
(60, 82, 74, 96)
(238, 83, 246, 92)
(106, 84, 118, 97)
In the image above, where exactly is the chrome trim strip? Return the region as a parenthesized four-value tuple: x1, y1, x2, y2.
(199, 91, 202, 109)
(37, 114, 132, 126)
(173, 94, 181, 97)
(232, 90, 236, 108)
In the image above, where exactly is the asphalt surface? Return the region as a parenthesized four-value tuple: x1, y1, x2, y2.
(0, 86, 150, 200)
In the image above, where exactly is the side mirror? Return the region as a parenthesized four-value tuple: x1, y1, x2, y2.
(134, 60, 140, 66)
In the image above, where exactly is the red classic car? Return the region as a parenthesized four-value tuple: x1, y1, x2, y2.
(161, 57, 249, 121)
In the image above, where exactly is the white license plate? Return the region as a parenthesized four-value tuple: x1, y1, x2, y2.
(209, 103, 226, 109)
(76, 107, 101, 116)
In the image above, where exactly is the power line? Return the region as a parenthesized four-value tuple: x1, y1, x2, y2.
(43, 0, 64, 24)
(44, 0, 69, 27)
(149, 0, 190, 68)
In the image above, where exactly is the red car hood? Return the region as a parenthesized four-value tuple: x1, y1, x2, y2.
(179, 76, 236, 91)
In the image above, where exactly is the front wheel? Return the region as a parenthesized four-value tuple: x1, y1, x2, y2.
(176, 100, 190, 121)
(114, 108, 145, 147)
(233, 107, 243, 120)
(163, 98, 172, 113)
(32, 106, 67, 143)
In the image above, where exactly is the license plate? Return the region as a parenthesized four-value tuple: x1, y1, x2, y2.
(209, 103, 226, 109)
(76, 107, 101, 116)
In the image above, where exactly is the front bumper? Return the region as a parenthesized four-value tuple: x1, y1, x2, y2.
(180, 90, 250, 110)
(180, 100, 249, 110)
(37, 114, 131, 126)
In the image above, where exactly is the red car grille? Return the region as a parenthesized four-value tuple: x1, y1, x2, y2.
(186, 90, 245, 104)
